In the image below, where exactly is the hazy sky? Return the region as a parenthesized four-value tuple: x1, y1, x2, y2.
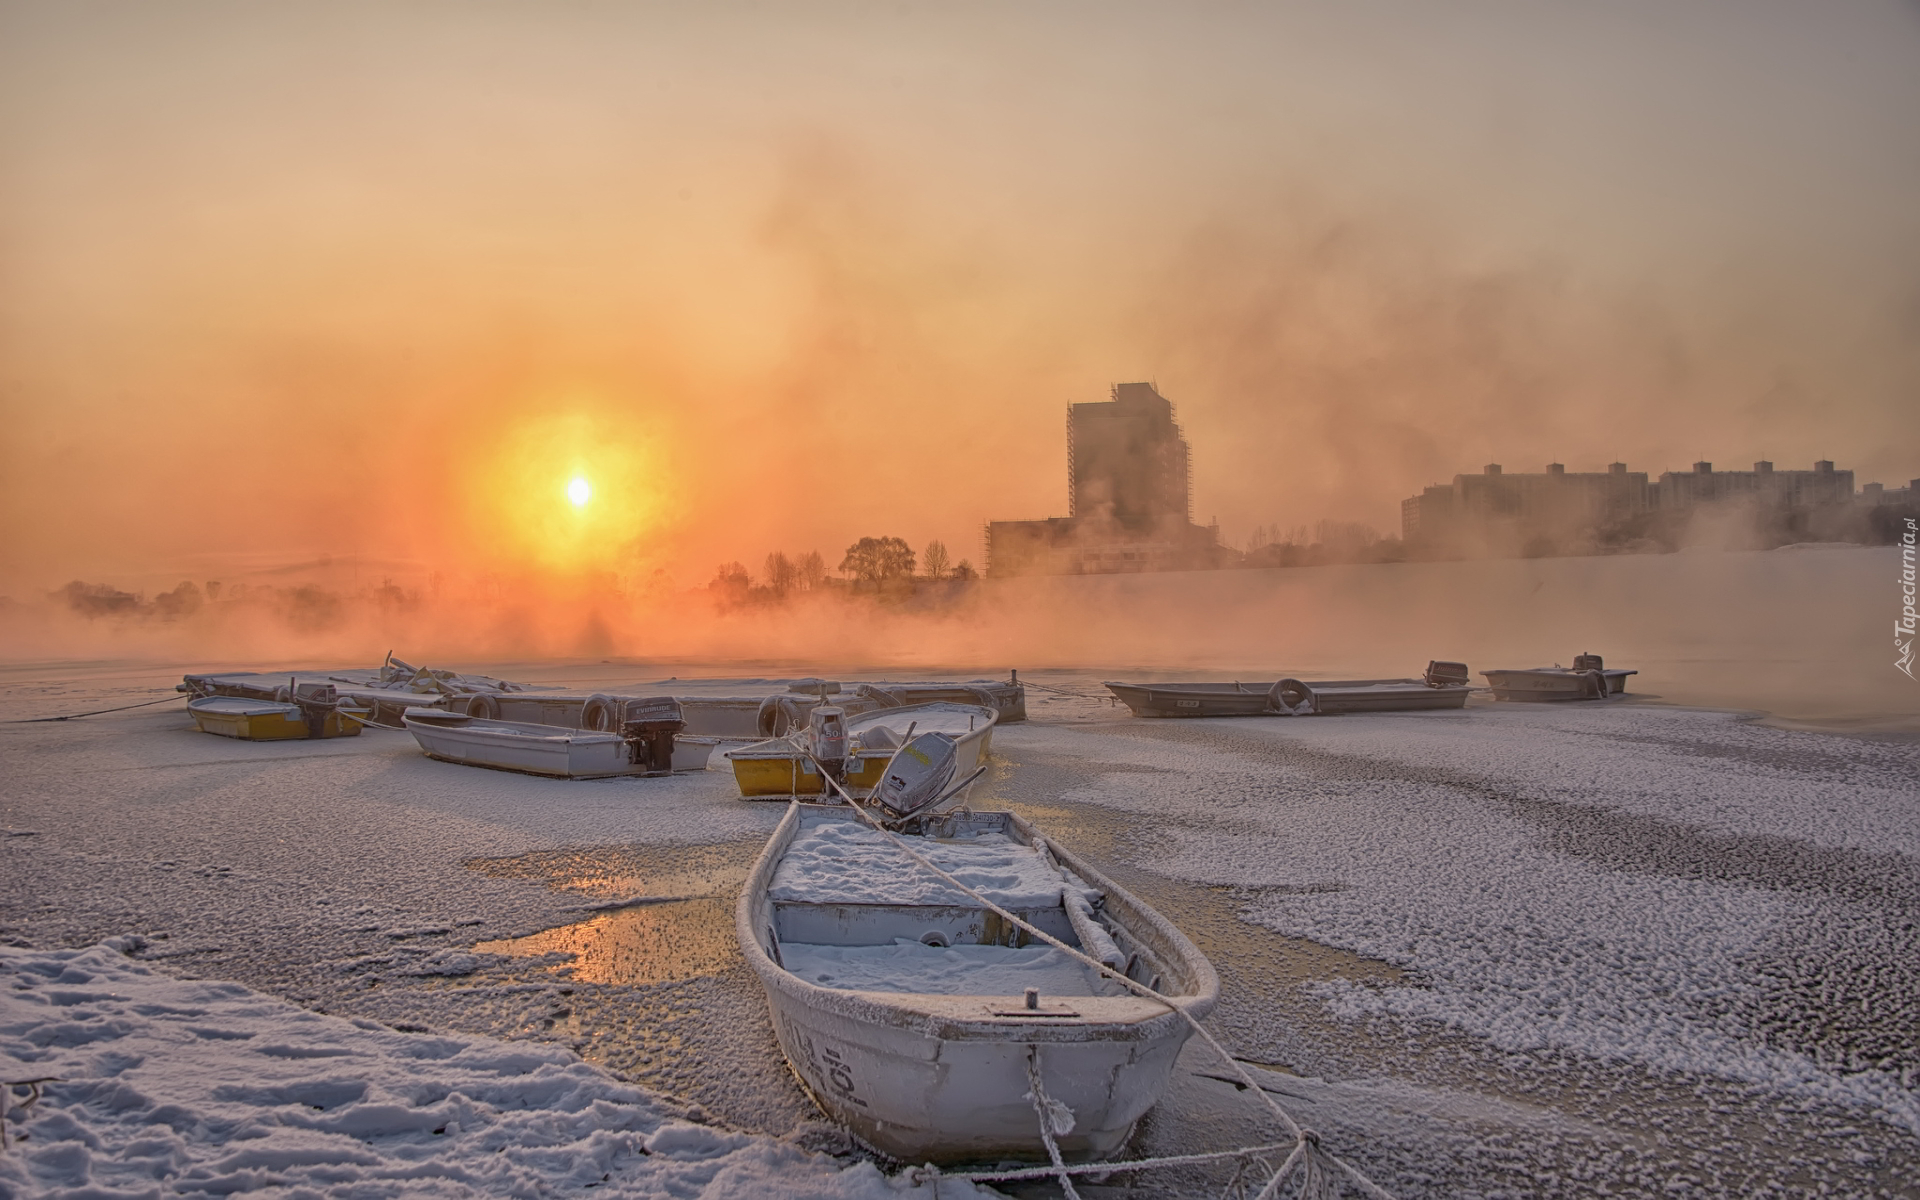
(4, 0, 1917, 591)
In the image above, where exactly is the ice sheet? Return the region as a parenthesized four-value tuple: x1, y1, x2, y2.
(1013, 703, 1920, 1135)
(768, 817, 1091, 908)
(779, 938, 1101, 996)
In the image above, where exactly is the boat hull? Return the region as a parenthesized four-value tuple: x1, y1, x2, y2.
(727, 704, 994, 799)
(187, 697, 365, 740)
(737, 805, 1216, 1164)
(1482, 668, 1635, 702)
(402, 713, 715, 777)
(1105, 679, 1471, 718)
(761, 982, 1188, 1163)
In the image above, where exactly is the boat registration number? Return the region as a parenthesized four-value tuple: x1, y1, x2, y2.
(794, 1030, 869, 1109)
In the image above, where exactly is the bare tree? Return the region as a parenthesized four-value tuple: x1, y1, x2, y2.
(922, 540, 950, 580)
(797, 550, 826, 591)
(1314, 520, 1379, 550)
(950, 559, 978, 581)
(764, 551, 797, 596)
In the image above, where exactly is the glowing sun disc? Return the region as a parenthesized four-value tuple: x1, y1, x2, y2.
(566, 477, 592, 506)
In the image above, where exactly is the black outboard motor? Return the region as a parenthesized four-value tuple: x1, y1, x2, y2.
(1424, 660, 1471, 688)
(291, 681, 339, 739)
(621, 697, 685, 776)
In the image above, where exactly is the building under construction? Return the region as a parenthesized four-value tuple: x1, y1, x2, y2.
(986, 383, 1235, 576)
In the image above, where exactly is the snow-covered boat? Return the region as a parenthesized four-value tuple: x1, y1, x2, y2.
(181, 656, 546, 726)
(853, 677, 1028, 724)
(1105, 660, 1474, 717)
(736, 803, 1218, 1164)
(1483, 653, 1636, 702)
(401, 706, 716, 778)
(725, 702, 995, 799)
(187, 693, 368, 740)
(453, 691, 769, 738)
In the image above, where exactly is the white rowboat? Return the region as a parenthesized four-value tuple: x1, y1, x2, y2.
(736, 803, 1218, 1164)
(401, 711, 716, 778)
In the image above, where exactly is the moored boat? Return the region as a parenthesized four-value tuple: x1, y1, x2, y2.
(187, 693, 368, 740)
(725, 702, 995, 799)
(735, 802, 1217, 1164)
(1483, 653, 1635, 702)
(401, 700, 716, 778)
(1105, 660, 1474, 718)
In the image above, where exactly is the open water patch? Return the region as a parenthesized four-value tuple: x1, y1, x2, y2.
(473, 897, 738, 986)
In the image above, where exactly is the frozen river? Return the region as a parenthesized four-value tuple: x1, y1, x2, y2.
(2, 662, 1917, 1196)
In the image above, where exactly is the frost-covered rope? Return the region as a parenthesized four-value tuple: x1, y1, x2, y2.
(1023, 1047, 1084, 1200)
(0, 1077, 58, 1150)
(803, 758, 1395, 1200)
(7, 693, 188, 723)
(1017, 678, 1105, 700)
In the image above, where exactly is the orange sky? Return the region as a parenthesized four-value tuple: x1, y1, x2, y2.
(3, 0, 1917, 596)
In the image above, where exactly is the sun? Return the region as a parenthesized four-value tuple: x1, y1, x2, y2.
(566, 477, 592, 507)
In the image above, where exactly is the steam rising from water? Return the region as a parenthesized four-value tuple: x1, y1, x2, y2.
(1, 3, 1916, 682)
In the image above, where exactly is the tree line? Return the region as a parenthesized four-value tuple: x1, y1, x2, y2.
(708, 537, 975, 601)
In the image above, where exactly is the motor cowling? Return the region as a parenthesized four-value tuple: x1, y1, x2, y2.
(807, 706, 849, 780)
(291, 682, 340, 739)
(1572, 653, 1605, 672)
(621, 697, 685, 776)
(876, 731, 959, 818)
(1424, 660, 1471, 688)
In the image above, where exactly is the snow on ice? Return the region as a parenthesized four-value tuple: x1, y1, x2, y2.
(0, 943, 987, 1198)
(1018, 704, 1920, 1136)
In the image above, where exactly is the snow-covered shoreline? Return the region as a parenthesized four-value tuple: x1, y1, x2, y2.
(0, 943, 981, 1198)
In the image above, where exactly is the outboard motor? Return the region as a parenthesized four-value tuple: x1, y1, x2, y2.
(807, 706, 849, 781)
(621, 697, 685, 776)
(875, 731, 959, 819)
(1572, 653, 1604, 672)
(291, 681, 339, 739)
(1424, 660, 1471, 688)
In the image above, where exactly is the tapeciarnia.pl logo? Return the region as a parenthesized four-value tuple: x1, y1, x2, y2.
(1899, 516, 1917, 680)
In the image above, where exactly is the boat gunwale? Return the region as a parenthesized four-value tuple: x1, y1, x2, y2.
(1104, 678, 1472, 696)
(735, 803, 1219, 1043)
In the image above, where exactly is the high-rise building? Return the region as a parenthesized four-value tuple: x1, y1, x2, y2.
(1068, 383, 1192, 529)
(987, 383, 1234, 576)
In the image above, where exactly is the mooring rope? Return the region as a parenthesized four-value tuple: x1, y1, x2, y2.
(803, 759, 1395, 1199)
(7, 693, 189, 723)
(0, 1077, 58, 1151)
(1024, 1047, 1084, 1200)
(1017, 678, 1107, 700)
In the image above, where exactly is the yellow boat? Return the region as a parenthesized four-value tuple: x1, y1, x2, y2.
(726, 702, 996, 800)
(727, 745, 892, 797)
(187, 695, 368, 740)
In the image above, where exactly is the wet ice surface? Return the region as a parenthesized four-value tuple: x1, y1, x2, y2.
(2, 663, 1918, 1197)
